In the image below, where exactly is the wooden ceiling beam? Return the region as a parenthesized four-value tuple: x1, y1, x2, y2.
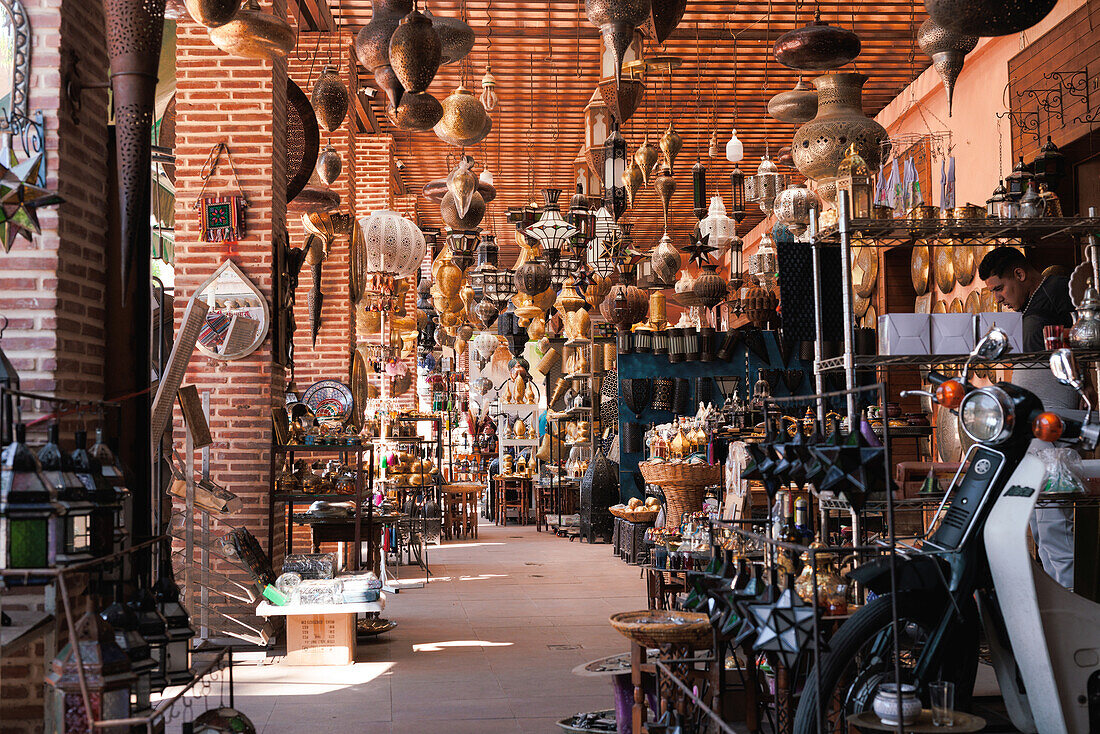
(289, 0, 337, 32)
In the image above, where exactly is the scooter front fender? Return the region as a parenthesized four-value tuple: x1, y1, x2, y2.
(847, 554, 949, 597)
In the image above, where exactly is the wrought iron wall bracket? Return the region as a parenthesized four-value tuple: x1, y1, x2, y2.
(61, 48, 110, 125)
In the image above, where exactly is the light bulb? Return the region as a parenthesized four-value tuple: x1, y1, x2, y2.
(480, 70, 498, 111)
(725, 129, 744, 163)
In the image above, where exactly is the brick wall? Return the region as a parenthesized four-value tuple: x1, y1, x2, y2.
(171, 0, 288, 621)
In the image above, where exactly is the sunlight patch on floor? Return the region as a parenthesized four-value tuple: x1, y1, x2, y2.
(412, 640, 515, 652)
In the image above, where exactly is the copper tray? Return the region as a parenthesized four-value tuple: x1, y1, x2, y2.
(862, 304, 878, 328)
(932, 299, 946, 314)
(979, 287, 997, 312)
(854, 294, 871, 318)
(949, 297, 964, 314)
(965, 290, 981, 314)
(911, 243, 931, 296)
(953, 244, 976, 286)
(853, 243, 878, 298)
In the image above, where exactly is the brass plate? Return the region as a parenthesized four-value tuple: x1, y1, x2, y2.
(914, 292, 932, 314)
(853, 244, 878, 298)
(949, 297, 964, 314)
(932, 299, 946, 314)
(965, 290, 981, 314)
(935, 245, 955, 294)
(953, 244, 976, 286)
(979, 287, 997, 312)
(910, 243, 931, 296)
(854, 294, 871, 318)
(862, 304, 878, 328)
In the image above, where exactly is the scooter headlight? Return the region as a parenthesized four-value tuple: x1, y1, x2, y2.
(959, 386, 1014, 444)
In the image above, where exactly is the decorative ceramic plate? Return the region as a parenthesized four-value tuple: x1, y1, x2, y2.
(932, 299, 946, 314)
(949, 297, 964, 314)
(935, 245, 955, 294)
(965, 290, 981, 315)
(953, 244, 976, 286)
(910, 244, 931, 296)
(302, 379, 354, 423)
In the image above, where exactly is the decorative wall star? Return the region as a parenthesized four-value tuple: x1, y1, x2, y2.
(0, 154, 61, 252)
(684, 233, 718, 267)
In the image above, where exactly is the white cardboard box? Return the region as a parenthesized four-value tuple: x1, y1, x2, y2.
(878, 314, 930, 355)
(978, 311, 1024, 352)
(930, 314, 977, 354)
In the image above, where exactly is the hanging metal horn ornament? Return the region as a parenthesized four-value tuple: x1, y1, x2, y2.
(389, 9, 442, 94)
(623, 160, 644, 209)
(447, 156, 478, 219)
(660, 122, 683, 172)
(104, 0, 167, 299)
(311, 65, 350, 132)
(654, 164, 676, 231)
(585, 0, 651, 86)
(917, 19, 978, 116)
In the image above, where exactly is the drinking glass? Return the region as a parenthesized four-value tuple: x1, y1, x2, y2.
(930, 680, 955, 726)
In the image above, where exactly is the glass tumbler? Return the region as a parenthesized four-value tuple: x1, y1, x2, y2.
(930, 680, 955, 726)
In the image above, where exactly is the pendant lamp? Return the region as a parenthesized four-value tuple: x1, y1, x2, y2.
(725, 129, 744, 163)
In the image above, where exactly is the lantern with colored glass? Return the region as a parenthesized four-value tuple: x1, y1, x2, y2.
(592, 206, 619, 253)
(0, 424, 57, 573)
(1005, 156, 1033, 201)
(603, 123, 628, 220)
(71, 430, 117, 559)
(447, 230, 479, 272)
(526, 189, 578, 266)
(567, 185, 596, 258)
(835, 144, 873, 220)
(729, 165, 747, 224)
(45, 604, 135, 733)
(0, 336, 18, 446)
(37, 423, 94, 566)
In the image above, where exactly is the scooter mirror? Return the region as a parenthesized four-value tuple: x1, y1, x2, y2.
(974, 327, 1010, 361)
(1050, 348, 1083, 390)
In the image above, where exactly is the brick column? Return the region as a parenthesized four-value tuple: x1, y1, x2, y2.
(172, 2, 288, 619)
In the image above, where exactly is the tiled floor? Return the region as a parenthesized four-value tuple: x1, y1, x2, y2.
(215, 521, 646, 733)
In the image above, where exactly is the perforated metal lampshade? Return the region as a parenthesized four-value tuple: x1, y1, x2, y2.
(525, 189, 578, 265)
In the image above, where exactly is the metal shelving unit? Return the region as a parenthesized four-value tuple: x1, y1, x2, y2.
(812, 215, 1100, 246)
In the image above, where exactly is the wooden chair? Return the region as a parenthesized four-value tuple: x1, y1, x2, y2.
(494, 477, 529, 526)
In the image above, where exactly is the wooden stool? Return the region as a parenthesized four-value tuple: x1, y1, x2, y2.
(442, 484, 481, 540)
(494, 477, 530, 526)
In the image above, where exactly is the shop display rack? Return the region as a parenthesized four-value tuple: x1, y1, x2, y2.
(817, 349, 1100, 373)
(811, 215, 1100, 246)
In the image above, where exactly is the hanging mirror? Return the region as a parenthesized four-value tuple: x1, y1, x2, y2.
(0, 0, 29, 122)
(193, 260, 270, 360)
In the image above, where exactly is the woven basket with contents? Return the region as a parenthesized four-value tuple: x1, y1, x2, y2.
(639, 462, 721, 529)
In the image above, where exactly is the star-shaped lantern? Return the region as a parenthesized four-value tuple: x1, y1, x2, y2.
(743, 442, 783, 500)
(684, 232, 718, 268)
(812, 430, 891, 511)
(748, 588, 818, 669)
(0, 153, 61, 251)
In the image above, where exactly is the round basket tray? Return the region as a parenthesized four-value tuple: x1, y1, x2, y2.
(639, 461, 722, 490)
(609, 610, 713, 649)
(609, 507, 660, 523)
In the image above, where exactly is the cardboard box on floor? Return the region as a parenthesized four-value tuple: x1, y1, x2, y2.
(285, 612, 356, 665)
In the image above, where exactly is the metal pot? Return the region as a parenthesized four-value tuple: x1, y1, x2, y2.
(767, 77, 818, 124)
(435, 86, 491, 146)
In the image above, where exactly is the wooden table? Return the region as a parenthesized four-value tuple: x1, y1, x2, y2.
(442, 483, 480, 540)
(493, 476, 531, 525)
(848, 710, 986, 732)
(257, 597, 385, 665)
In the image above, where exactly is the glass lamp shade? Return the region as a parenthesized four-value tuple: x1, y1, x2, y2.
(1, 424, 57, 571)
(699, 195, 737, 252)
(525, 189, 578, 265)
(479, 69, 498, 111)
(476, 233, 499, 268)
(729, 235, 745, 290)
(653, 330, 669, 354)
(1005, 156, 1033, 201)
(71, 431, 116, 559)
(603, 124, 628, 220)
(633, 325, 653, 353)
(101, 601, 157, 713)
(37, 424, 93, 565)
(447, 230, 479, 272)
(729, 166, 747, 224)
(835, 144, 872, 219)
(1033, 136, 1066, 188)
(592, 206, 619, 251)
(725, 129, 744, 163)
(46, 607, 135, 732)
(667, 327, 686, 364)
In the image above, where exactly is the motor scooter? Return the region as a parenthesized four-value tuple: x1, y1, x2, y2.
(793, 330, 1100, 733)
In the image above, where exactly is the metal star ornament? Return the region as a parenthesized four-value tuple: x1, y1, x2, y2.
(684, 232, 718, 268)
(747, 588, 818, 668)
(0, 153, 61, 252)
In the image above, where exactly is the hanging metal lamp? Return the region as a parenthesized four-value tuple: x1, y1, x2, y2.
(312, 65, 349, 132)
(774, 8, 861, 71)
(917, 19, 978, 116)
(208, 0, 294, 59)
(389, 9, 442, 94)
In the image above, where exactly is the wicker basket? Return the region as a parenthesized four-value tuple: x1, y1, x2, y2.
(609, 507, 659, 523)
(609, 610, 712, 649)
(639, 461, 722, 490)
(662, 485, 707, 529)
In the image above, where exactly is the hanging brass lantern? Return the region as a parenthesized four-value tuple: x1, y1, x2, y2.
(585, 0, 650, 86)
(925, 0, 1056, 37)
(312, 65, 349, 132)
(767, 77, 818, 124)
(660, 122, 683, 172)
(354, 0, 414, 109)
(389, 9, 441, 94)
(392, 91, 444, 130)
(184, 0, 242, 27)
(208, 0, 294, 59)
(639, 0, 686, 44)
(917, 19, 978, 116)
(693, 263, 728, 310)
(650, 232, 681, 287)
(316, 143, 341, 186)
(435, 86, 492, 147)
(634, 134, 659, 185)
(440, 190, 486, 230)
(654, 163, 676, 231)
(792, 73, 888, 186)
(447, 156, 479, 219)
(774, 8, 861, 71)
(623, 160, 644, 208)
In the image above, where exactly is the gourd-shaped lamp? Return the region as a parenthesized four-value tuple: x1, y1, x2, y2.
(699, 195, 736, 253)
